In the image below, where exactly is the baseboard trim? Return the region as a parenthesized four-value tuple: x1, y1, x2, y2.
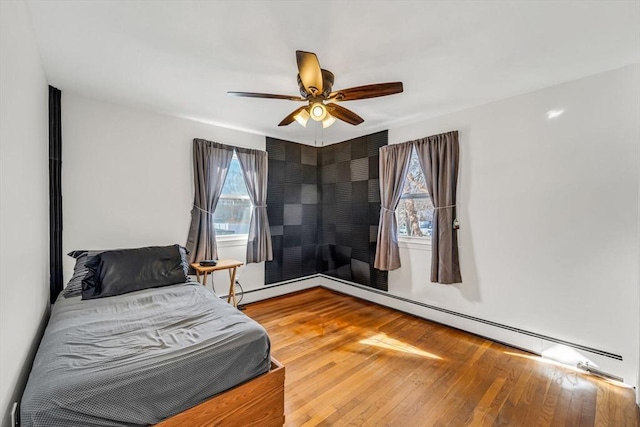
(241, 275, 320, 295)
(318, 275, 623, 361)
(223, 275, 320, 305)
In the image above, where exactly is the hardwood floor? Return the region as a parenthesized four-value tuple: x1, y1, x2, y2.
(244, 287, 639, 427)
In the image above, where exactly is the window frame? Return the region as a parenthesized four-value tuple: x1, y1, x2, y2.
(396, 148, 433, 246)
(213, 153, 252, 243)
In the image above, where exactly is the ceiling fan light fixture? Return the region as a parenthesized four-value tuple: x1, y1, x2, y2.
(310, 102, 327, 121)
(322, 114, 336, 128)
(294, 108, 310, 127)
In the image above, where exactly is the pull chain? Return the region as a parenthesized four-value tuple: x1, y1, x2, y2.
(314, 121, 317, 146)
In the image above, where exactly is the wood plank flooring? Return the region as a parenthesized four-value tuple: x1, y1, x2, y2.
(244, 287, 639, 427)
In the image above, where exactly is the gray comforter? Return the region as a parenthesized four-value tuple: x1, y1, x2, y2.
(20, 282, 270, 426)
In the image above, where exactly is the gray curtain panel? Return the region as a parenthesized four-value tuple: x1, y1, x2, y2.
(374, 143, 413, 271)
(186, 138, 234, 263)
(414, 131, 462, 284)
(236, 147, 273, 263)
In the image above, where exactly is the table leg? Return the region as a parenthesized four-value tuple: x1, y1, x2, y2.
(228, 267, 237, 307)
(203, 272, 208, 287)
(195, 270, 200, 283)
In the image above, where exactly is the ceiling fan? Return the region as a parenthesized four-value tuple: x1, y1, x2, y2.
(228, 51, 403, 128)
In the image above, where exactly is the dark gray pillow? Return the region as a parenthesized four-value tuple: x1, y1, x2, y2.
(177, 245, 190, 277)
(82, 245, 188, 300)
(63, 250, 99, 298)
(63, 245, 190, 299)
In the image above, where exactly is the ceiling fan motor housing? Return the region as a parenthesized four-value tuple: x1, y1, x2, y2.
(297, 69, 334, 98)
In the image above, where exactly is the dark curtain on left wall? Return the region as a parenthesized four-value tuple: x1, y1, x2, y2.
(49, 86, 63, 303)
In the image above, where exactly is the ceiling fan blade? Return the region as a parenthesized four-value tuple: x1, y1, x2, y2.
(228, 91, 306, 101)
(278, 106, 309, 126)
(296, 50, 323, 96)
(329, 82, 403, 101)
(326, 103, 364, 126)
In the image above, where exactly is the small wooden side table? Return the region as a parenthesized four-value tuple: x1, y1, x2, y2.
(191, 260, 244, 307)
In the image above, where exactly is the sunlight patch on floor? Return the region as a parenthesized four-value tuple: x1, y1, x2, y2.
(360, 333, 442, 359)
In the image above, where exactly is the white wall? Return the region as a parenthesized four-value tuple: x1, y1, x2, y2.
(383, 64, 639, 385)
(0, 1, 50, 425)
(62, 93, 266, 294)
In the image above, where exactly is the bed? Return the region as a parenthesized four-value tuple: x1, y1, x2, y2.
(20, 247, 284, 427)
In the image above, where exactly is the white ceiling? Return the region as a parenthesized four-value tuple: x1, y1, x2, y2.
(26, 1, 639, 145)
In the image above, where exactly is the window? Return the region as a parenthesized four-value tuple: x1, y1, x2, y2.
(213, 155, 252, 236)
(397, 148, 433, 238)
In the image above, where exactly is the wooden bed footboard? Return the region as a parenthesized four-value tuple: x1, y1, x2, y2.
(156, 358, 285, 427)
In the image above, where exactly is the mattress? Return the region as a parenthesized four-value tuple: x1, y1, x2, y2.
(20, 281, 271, 426)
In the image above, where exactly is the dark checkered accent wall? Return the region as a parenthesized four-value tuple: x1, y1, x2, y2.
(318, 131, 388, 290)
(265, 131, 388, 291)
(265, 138, 320, 284)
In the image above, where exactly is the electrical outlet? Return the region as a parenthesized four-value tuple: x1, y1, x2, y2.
(11, 402, 19, 427)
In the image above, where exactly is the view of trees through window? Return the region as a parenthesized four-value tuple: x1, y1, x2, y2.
(213, 156, 252, 235)
(397, 148, 433, 237)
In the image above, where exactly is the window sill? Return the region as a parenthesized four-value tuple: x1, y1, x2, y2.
(217, 234, 248, 247)
(398, 236, 432, 251)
